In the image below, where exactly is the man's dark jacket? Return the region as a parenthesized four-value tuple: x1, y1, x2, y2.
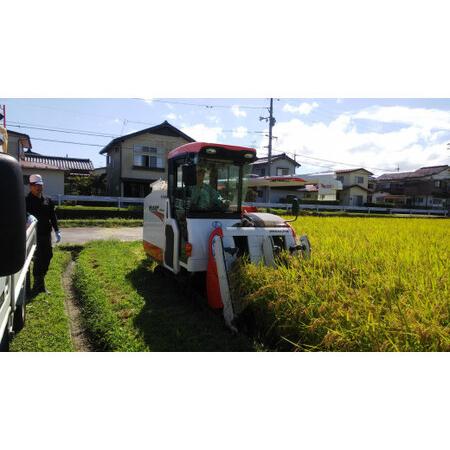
(25, 193, 59, 235)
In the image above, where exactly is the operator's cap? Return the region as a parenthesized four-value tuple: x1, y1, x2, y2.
(29, 174, 44, 185)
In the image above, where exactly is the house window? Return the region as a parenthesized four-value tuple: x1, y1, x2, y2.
(106, 155, 114, 168)
(434, 180, 441, 188)
(259, 168, 265, 176)
(276, 167, 289, 176)
(355, 176, 364, 184)
(432, 198, 442, 205)
(133, 145, 164, 169)
(416, 197, 424, 203)
(337, 176, 344, 183)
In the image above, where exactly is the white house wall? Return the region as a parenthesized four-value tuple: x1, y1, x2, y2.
(22, 168, 65, 197)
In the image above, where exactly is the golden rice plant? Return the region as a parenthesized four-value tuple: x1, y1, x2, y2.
(230, 217, 450, 351)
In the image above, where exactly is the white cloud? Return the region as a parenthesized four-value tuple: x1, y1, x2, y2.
(181, 123, 224, 143)
(232, 126, 248, 138)
(272, 110, 449, 175)
(231, 105, 247, 118)
(283, 101, 319, 115)
(207, 115, 221, 124)
(166, 113, 177, 120)
(353, 106, 450, 131)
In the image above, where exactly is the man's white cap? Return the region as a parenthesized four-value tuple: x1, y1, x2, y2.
(29, 174, 44, 185)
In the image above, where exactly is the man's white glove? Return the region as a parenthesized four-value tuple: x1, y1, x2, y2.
(26, 214, 37, 225)
(55, 231, 62, 243)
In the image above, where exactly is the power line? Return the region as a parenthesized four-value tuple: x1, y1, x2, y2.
(142, 98, 268, 110)
(10, 99, 268, 125)
(7, 121, 118, 138)
(6, 102, 154, 126)
(28, 135, 393, 173)
(275, 149, 395, 172)
(7, 120, 269, 139)
(29, 137, 104, 147)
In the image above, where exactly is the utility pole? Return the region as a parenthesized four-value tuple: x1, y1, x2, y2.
(260, 98, 276, 203)
(0, 104, 5, 127)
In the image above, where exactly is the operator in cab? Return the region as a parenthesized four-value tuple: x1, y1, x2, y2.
(25, 174, 61, 294)
(190, 166, 229, 211)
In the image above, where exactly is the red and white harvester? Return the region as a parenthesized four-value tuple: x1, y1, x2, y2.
(143, 142, 310, 330)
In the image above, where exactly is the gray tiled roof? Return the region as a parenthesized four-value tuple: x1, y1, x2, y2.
(335, 168, 374, 175)
(22, 153, 94, 172)
(250, 153, 300, 167)
(99, 121, 195, 155)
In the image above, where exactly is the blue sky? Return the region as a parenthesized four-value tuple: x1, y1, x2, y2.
(2, 98, 449, 175)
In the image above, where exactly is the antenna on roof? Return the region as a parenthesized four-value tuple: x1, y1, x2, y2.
(397, 164, 400, 172)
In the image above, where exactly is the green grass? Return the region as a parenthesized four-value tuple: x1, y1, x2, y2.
(57, 206, 133, 211)
(10, 249, 74, 352)
(230, 216, 450, 351)
(59, 219, 143, 228)
(73, 240, 254, 351)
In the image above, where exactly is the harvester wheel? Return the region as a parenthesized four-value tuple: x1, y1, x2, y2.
(300, 235, 311, 259)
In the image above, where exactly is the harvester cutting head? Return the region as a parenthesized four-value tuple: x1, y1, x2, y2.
(143, 142, 311, 331)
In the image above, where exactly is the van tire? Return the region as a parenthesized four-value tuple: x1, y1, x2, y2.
(0, 328, 10, 352)
(14, 280, 27, 332)
(25, 268, 31, 303)
(13, 301, 26, 332)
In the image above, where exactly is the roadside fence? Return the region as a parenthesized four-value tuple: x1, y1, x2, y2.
(51, 195, 448, 216)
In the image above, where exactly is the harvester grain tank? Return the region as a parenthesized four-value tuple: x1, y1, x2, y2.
(143, 142, 310, 330)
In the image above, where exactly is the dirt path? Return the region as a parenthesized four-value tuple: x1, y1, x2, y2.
(60, 227, 142, 245)
(62, 259, 94, 352)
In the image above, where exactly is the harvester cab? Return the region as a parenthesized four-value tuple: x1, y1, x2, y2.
(143, 142, 311, 330)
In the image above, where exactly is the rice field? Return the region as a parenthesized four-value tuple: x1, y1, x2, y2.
(230, 216, 450, 351)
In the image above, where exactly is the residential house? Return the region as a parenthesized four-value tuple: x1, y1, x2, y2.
(335, 168, 374, 206)
(375, 165, 450, 208)
(20, 150, 94, 197)
(249, 153, 301, 202)
(246, 172, 342, 203)
(296, 172, 343, 202)
(6, 129, 32, 159)
(250, 153, 300, 177)
(100, 121, 195, 197)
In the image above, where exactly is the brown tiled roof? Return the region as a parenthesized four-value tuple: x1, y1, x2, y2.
(377, 172, 413, 181)
(22, 153, 94, 172)
(378, 165, 449, 181)
(413, 165, 449, 177)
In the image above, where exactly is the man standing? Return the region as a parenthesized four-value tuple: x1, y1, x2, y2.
(25, 174, 61, 294)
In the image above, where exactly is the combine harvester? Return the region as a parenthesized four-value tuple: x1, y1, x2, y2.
(143, 142, 310, 330)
